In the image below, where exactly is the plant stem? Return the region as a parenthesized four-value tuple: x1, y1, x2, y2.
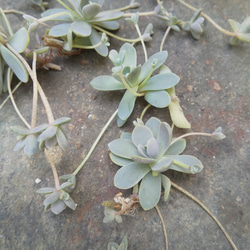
(170, 132, 212, 146)
(171, 181, 238, 250)
(155, 205, 168, 250)
(73, 109, 118, 176)
(3, 9, 26, 15)
(56, 0, 79, 18)
(123, 11, 155, 17)
(177, 0, 236, 37)
(0, 8, 13, 36)
(31, 51, 38, 128)
(160, 26, 171, 52)
(45, 148, 60, 189)
(7, 68, 31, 128)
(0, 81, 22, 110)
(135, 23, 148, 61)
(119, 71, 144, 97)
(93, 25, 141, 43)
(7, 43, 55, 124)
(140, 103, 151, 120)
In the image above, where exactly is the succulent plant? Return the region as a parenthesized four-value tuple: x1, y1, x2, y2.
(228, 17, 250, 45)
(11, 117, 71, 156)
(108, 117, 204, 210)
(91, 43, 181, 127)
(181, 9, 205, 40)
(37, 177, 76, 214)
(37, 117, 71, 150)
(37, 0, 124, 56)
(0, 8, 30, 94)
(107, 236, 128, 250)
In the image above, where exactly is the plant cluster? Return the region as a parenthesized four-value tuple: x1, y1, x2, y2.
(0, 0, 247, 249)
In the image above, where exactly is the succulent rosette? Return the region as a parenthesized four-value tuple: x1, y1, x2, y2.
(108, 117, 203, 210)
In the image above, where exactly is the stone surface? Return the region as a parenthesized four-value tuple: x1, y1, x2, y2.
(0, 0, 249, 249)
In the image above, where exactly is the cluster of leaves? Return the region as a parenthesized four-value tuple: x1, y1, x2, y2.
(0, 9, 29, 94)
(228, 17, 250, 45)
(107, 236, 128, 250)
(28, 0, 125, 56)
(37, 174, 76, 214)
(108, 117, 204, 210)
(11, 117, 71, 157)
(91, 43, 187, 127)
(155, 5, 205, 40)
(108, 117, 225, 211)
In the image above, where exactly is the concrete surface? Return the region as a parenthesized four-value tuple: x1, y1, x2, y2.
(0, 0, 249, 249)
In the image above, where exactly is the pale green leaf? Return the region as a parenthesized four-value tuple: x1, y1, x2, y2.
(144, 90, 171, 108)
(108, 139, 138, 159)
(71, 21, 92, 37)
(9, 27, 29, 53)
(165, 139, 186, 155)
(118, 89, 137, 121)
(49, 23, 71, 37)
(0, 44, 28, 82)
(90, 75, 125, 90)
(114, 163, 151, 189)
(161, 174, 171, 201)
(132, 125, 153, 147)
(139, 172, 161, 210)
(140, 73, 179, 91)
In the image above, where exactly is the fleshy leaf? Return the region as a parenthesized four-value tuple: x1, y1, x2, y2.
(151, 157, 172, 172)
(9, 27, 29, 53)
(146, 137, 159, 158)
(49, 23, 71, 37)
(90, 75, 125, 90)
(108, 139, 138, 159)
(109, 152, 133, 166)
(56, 128, 68, 149)
(132, 125, 153, 147)
(91, 11, 123, 22)
(145, 117, 161, 138)
(63, 196, 76, 210)
(52, 117, 71, 126)
(161, 174, 171, 201)
(139, 172, 161, 210)
(118, 89, 137, 121)
(41, 8, 73, 21)
(144, 90, 171, 108)
(139, 73, 179, 91)
(37, 187, 55, 194)
(38, 125, 57, 141)
(120, 43, 137, 69)
(90, 29, 108, 56)
(51, 200, 66, 214)
(139, 51, 168, 83)
(114, 162, 151, 189)
(43, 192, 60, 206)
(157, 122, 172, 156)
(11, 126, 31, 135)
(24, 134, 39, 156)
(82, 3, 101, 19)
(0, 44, 28, 82)
(131, 155, 156, 164)
(168, 155, 203, 174)
(97, 21, 120, 30)
(71, 21, 92, 37)
(165, 139, 186, 155)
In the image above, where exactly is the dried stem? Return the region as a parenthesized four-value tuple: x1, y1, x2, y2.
(7, 43, 55, 124)
(155, 205, 168, 250)
(7, 68, 31, 128)
(31, 51, 38, 128)
(160, 26, 171, 52)
(73, 109, 118, 176)
(170, 132, 212, 146)
(0, 81, 22, 110)
(177, 0, 236, 37)
(45, 148, 60, 189)
(171, 181, 238, 250)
